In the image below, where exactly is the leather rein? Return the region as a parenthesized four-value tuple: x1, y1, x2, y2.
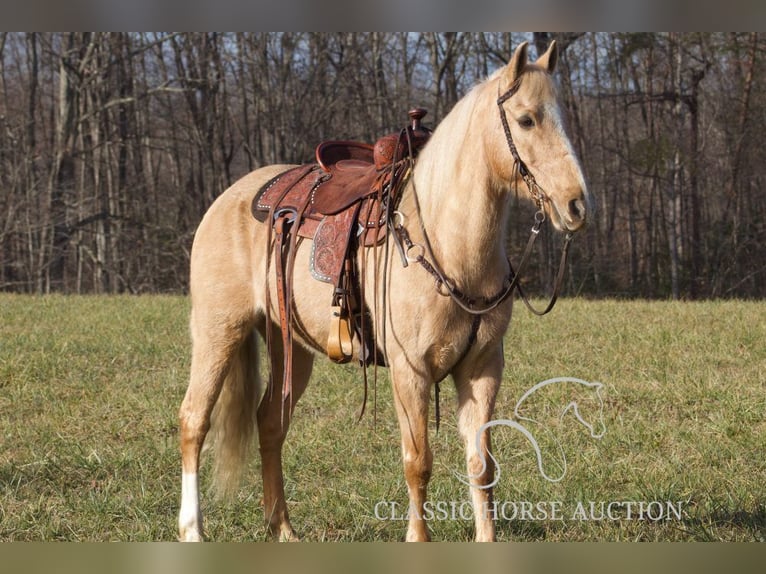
(393, 78, 574, 322)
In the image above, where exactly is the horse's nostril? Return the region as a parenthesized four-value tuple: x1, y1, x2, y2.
(569, 198, 586, 222)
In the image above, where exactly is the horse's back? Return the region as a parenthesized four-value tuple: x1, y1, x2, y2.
(199, 164, 294, 228)
(189, 165, 295, 315)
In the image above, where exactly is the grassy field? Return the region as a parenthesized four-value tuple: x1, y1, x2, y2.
(0, 294, 764, 542)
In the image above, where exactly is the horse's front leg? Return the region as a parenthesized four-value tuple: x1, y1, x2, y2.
(390, 363, 433, 541)
(453, 344, 503, 542)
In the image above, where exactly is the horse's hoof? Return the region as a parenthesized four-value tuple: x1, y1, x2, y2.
(179, 528, 204, 542)
(279, 527, 300, 542)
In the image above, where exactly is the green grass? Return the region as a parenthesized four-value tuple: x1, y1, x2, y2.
(0, 295, 764, 541)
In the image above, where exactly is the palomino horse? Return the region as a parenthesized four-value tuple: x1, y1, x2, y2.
(178, 40, 590, 542)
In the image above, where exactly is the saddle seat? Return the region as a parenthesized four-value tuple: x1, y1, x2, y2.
(251, 108, 430, 377)
(315, 140, 373, 170)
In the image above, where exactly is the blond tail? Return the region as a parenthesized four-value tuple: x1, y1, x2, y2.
(204, 330, 262, 498)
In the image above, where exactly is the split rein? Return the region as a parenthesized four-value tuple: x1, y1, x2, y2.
(392, 79, 573, 320)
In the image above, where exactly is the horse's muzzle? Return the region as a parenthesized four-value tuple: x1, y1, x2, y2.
(564, 196, 588, 232)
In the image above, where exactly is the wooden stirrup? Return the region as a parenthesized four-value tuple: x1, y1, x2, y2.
(327, 305, 354, 363)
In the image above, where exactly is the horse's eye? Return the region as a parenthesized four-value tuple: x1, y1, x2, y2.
(518, 115, 535, 130)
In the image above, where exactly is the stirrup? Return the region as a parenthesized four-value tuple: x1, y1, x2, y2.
(327, 305, 354, 363)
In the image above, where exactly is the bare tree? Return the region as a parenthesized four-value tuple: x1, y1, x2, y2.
(1, 33, 765, 297)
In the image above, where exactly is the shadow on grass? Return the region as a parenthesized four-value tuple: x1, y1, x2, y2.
(492, 501, 766, 542)
(679, 504, 766, 542)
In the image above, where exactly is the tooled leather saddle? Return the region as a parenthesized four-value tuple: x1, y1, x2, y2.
(252, 109, 431, 406)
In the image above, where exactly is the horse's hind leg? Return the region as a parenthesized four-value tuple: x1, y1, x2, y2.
(452, 345, 503, 542)
(178, 307, 253, 542)
(256, 324, 314, 541)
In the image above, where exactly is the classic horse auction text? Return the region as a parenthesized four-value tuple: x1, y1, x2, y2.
(374, 500, 686, 522)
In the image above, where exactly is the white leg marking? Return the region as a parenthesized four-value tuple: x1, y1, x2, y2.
(178, 471, 203, 542)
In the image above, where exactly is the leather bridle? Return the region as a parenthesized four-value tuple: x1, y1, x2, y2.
(393, 77, 574, 321)
(495, 78, 574, 317)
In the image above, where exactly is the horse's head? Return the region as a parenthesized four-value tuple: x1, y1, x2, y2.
(487, 41, 591, 233)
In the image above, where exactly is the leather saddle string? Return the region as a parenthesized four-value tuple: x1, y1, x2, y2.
(375, 127, 413, 407)
(357, 198, 382, 424)
(358, 208, 369, 423)
(263, 164, 316, 422)
(263, 164, 314, 401)
(369, 135, 402, 426)
(273, 214, 293, 427)
(362, 127, 414, 428)
(281, 187, 315, 422)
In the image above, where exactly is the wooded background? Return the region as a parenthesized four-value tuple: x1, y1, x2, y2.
(0, 32, 763, 298)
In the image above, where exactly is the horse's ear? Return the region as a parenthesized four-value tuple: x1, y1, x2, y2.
(502, 41, 529, 90)
(535, 40, 558, 74)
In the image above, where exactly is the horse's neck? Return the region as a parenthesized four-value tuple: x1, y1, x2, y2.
(405, 96, 511, 295)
